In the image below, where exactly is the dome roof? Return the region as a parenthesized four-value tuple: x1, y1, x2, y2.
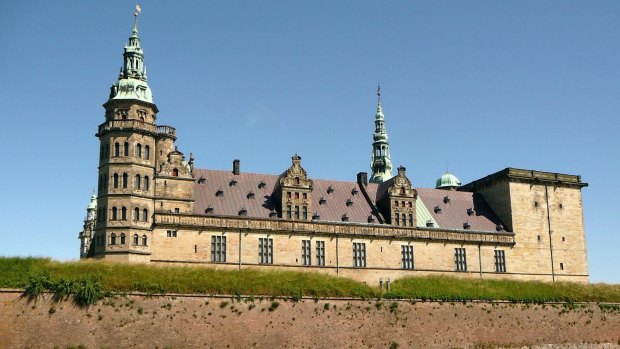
(436, 172, 461, 189)
(87, 194, 97, 210)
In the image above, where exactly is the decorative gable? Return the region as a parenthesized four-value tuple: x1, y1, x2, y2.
(278, 154, 313, 220)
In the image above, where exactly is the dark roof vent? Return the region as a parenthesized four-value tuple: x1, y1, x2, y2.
(238, 208, 247, 216)
(496, 223, 505, 232)
(197, 176, 206, 184)
(434, 206, 442, 214)
(443, 196, 450, 204)
(327, 186, 334, 194)
(258, 180, 266, 189)
(215, 189, 224, 197)
(229, 179, 237, 187)
(463, 222, 471, 230)
(351, 188, 359, 196)
(341, 213, 349, 222)
(346, 199, 353, 207)
(467, 208, 475, 216)
(319, 197, 326, 205)
(426, 220, 434, 227)
(247, 191, 255, 199)
(312, 212, 320, 220)
(205, 206, 214, 214)
(367, 215, 375, 223)
(269, 210, 277, 218)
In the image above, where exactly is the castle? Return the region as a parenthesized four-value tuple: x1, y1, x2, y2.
(79, 13, 590, 284)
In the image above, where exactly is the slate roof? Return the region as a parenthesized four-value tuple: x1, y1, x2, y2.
(193, 168, 504, 232)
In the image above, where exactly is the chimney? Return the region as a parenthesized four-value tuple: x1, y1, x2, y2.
(232, 159, 240, 175)
(357, 172, 368, 186)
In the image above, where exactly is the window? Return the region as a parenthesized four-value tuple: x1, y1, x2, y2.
(136, 143, 142, 158)
(134, 207, 140, 220)
(113, 173, 119, 188)
(135, 174, 141, 189)
(402, 213, 407, 226)
(294, 192, 300, 199)
(401, 245, 414, 269)
(559, 262, 564, 270)
(294, 206, 300, 219)
(172, 168, 179, 177)
(120, 233, 126, 245)
(395, 214, 400, 226)
(353, 242, 366, 268)
(110, 233, 116, 245)
(302, 206, 308, 220)
(142, 235, 148, 246)
(494, 250, 506, 273)
(123, 142, 129, 156)
(122, 173, 128, 188)
(259, 238, 273, 264)
(455, 248, 467, 272)
(121, 206, 127, 220)
(302, 193, 307, 199)
(174, 208, 180, 213)
(315, 241, 325, 266)
(166, 230, 177, 237)
(301, 240, 311, 266)
(142, 208, 148, 222)
(144, 145, 150, 160)
(408, 214, 413, 226)
(114, 142, 120, 157)
(144, 176, 149, 190)
(111, 207, 118, 220)
(133, 234, 139, 245)
(286, 192, 291, 199)
(211, 235, 226, 262)
(286, 205, 292, 219)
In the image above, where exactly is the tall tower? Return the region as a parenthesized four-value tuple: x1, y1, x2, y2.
(92, 7, 158, 261)
(78, 194, 98, 259)
(369, 86, 393, 183)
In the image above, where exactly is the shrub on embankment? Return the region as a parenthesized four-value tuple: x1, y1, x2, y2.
(1, 257, 619, 303)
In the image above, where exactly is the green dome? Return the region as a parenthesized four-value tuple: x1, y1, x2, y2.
(436, 172, 461, 189)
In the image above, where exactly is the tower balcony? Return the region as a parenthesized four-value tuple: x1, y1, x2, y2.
(97, 119, 158, 136)
(157, 125, 176, 138)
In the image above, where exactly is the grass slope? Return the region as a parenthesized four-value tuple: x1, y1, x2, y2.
(1, 257, 619, 303)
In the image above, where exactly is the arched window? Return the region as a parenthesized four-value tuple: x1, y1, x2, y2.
(402, 213, 407, 226)
(121, 206, 127, 220)
(113, 173, 119, 188)
(144, 176, 150, 191)
(110, 233, 116, 245)
(135, 174, 141, 189)
(133, 234, 139, 245)
(123, 142, 129, 156)
(134, 207, 140, 220)
(144, 145, 150, 160)
(142, 235, 148, 246)
(172, 168, 179, 177)
(120, 233, 126, 245)
(111, 207, 118, 220)
(122, 173, 128, 188)
(142, 208, 148, 222)
(136, 143, 142, 158)
(114, 142, 120, 157)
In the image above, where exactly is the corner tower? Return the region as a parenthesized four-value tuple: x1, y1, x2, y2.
(369, 86, 393, 183)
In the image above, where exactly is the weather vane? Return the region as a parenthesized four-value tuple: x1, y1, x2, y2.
(133, 4, 142, 29)
(377, 83, 381, 103)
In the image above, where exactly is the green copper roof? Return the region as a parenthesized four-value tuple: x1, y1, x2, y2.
(436, 172, 461, 189)
(87, 193, 97, 210)
(370, 85, 393, 183)
(108, 11, 154, 104)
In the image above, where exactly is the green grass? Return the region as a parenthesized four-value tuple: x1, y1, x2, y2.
(1, 257, 619, 303)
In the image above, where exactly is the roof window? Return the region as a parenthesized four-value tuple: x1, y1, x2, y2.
(367, 215, 375, 223)
(463, 222, 471, 230)
(229, 179, 237, 187)
(327, 186, 334, 194)
(258, 181, 266, 189)
(312, 212, 320, 220)
(426, 220, 434, 227)
(205, 206, 214, 214)
(215, 189, 224, 197)
(238, 208, 247, 216)
(319, 197, 326, 205)
(434, 206, 442, 214)
(341, 213, 349, 222)
(247, 191, 255, 199)
(346, 199, 353, 207)
(467, 208, 475, 216)
(496, 223, 504, 232)
(443, 196, 450, 204)
(351, 188, 358, 196)
(269, 210, 277, 218)
(197, 176, 206, 184)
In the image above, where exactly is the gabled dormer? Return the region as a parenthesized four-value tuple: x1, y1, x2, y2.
(376, 166, 417, 227)
(276, 155, 313, 220)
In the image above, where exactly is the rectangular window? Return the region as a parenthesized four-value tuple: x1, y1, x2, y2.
(294, 192, 299, 199)
(402, 213, 407, 226)
(408, 214, 413, 226)
(166, 230, 177, 238)
(401, 245, 414, 269)
(302, 206, 308, 220)
(286, 205, 292, 219)
(174, 208, 180, 213)
(259, 238, 273, 264)
(316, 241, 325, 266)
(294, 205, 300, 219)
(211, 235, 226, 262)
(353, 242, 366, 268)
(395, 214, 400, 226)
(494, 250, 506, 273)
(301, 240, 311, 266)
(455, 248, 467, 272)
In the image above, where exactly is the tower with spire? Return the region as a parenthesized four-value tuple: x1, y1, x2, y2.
(89, 6, 194, 261)
(78, 193, 98, 258)
(369, 85, 393, 183)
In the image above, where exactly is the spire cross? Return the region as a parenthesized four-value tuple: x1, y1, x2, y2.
(133, 4, 142, 32)
(377, 83, 381, 104)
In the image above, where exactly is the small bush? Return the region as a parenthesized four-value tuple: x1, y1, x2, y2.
(22, 274, 51, 302)
(324, 303, 330, 310)
(50, 278, 76, 303)
(73, 277, 103, 307)
(220, 301, 229, 309)
(389, 302, 398, 313)
(268, 301, 280, 312)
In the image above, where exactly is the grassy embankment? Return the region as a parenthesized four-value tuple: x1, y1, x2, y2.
(1, 257, 619, 304)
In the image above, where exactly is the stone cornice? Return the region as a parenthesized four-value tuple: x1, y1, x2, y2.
(460, 167, 588, 191)
(154, 213, 515, 245)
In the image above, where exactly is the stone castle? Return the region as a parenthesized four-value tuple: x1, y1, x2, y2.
(79, 13, 589, 284)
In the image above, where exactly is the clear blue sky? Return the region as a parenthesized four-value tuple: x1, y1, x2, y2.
(1, 1, 618, 283)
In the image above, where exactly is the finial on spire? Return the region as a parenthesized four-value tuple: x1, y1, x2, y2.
(133, 4, 142, 32)
(377, 83, 381, 103)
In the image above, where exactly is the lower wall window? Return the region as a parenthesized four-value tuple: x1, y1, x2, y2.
(494, 250, 506, 273)
(166, 230, 177, 238)
(316, 241, 325, 266)
(353, 242, 366, 268)
(259, 238, 273, 264)
(211, 235, 226, 262)
(301, 240, 311, 265)
(455, 248, 467, 272)
(401, 245, 414, 269)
